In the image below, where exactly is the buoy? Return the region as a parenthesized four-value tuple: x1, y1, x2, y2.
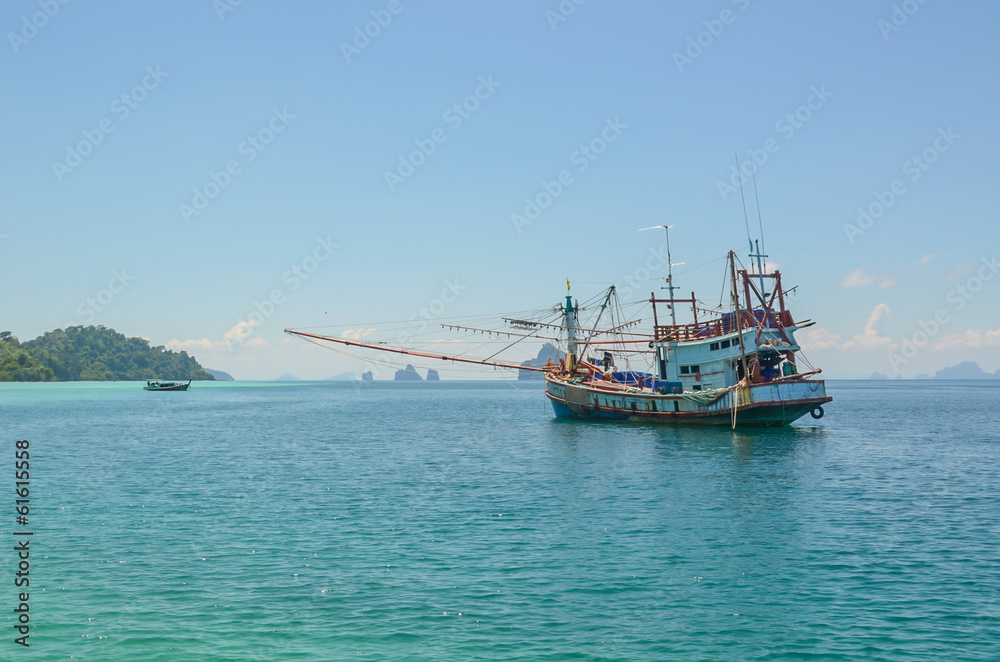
(810, 406, 824, 419)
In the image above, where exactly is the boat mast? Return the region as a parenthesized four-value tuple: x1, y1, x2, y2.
(564, 281, 578, 373)
(735, 154, 768, 298)
(639, 225, 682, 325)
(751, 168, 769, 298)
(664, 226, 677, 324)
(729, 251, 749, 380)
(749, 239, 768, 298)
(575, 285, 615, 370)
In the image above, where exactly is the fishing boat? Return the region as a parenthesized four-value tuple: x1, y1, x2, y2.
(143, 379, 192, 391)
(542, 248, 830, 426)
(285, 235, 831, 428)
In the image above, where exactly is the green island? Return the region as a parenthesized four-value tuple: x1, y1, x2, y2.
(0, 326, 215, 382)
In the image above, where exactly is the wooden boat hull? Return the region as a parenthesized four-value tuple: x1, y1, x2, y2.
(545, 375, 831, 427)
(143, 380, 191, 391)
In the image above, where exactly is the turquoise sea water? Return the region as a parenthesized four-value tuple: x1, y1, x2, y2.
(1, 380, 998, 661)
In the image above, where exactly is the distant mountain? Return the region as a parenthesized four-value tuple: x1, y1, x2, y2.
(324, 372, 356, 381)
(205, 368, 234, 381)
(275, 373, 304, 381)
(361, 371, 373, 381)
(519, 343, 565, 381)
(1, 326, 214, 382)
(933, 361, 997, 380)
(426, 368, 440, 381)
(869, 372, 889, 380)
(394, 364, 422, 381)
(915, 374, 931, 380)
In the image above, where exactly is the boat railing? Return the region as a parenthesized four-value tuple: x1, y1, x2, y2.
(654, 309, 792, 342)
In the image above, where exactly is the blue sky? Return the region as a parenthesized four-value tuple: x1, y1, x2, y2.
(3, 0, 998, 379)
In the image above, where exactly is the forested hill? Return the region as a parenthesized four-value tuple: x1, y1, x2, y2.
(0, 326, 215, 382)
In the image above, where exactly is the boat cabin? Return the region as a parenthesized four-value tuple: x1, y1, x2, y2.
(651, 263, 804, 392)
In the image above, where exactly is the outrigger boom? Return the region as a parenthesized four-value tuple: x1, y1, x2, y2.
(283, 329, 549, 373)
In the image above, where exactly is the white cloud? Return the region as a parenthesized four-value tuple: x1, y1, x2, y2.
(941, 264, 974, 282)
(933, 328, 1000, 350)
(797, 305, 894, 352)
(749, 261, 781, 274)
(224, 321, 257, 345)
(917, 253, 935, 266)
(341, 326, 377, 340)
(843, 303, 895, 351)
(167, 321, 272, 355)
(800, 327, 842, 350)
(842, 268, 895, 289)
(842, 268, 868, 287)
(166, 337, 223, 352)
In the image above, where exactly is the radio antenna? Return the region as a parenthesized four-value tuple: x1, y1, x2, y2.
(752, 167, 766, 256)
(735, 153, 753, 255)
(735, 153, 767, 297)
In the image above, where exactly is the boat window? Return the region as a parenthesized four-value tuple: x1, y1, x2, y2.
(692, 385, 702, 391)
(710, 342, 720, 351)
(721, 339, 731, 348)
(680, 366, 690, 374)
(691, 365, 700, 374)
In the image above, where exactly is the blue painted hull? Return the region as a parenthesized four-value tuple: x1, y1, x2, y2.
(546, 376, 831, 427)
